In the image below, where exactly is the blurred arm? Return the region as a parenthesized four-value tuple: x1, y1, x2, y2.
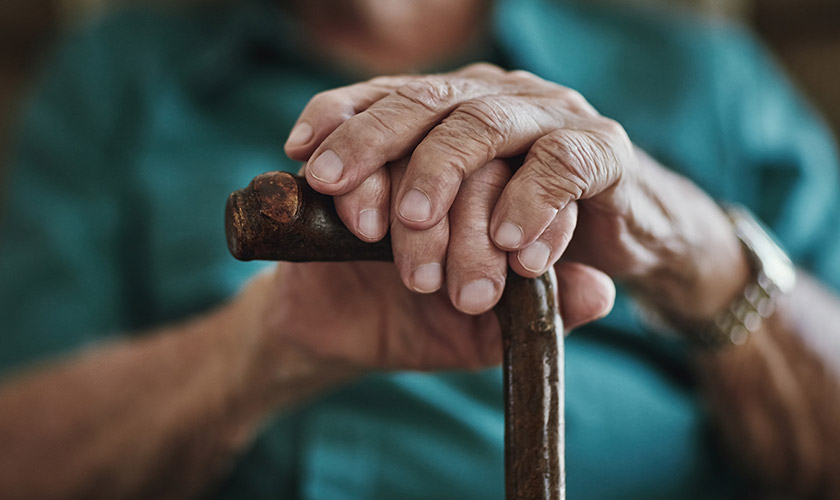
(0, 272, 351, 500)
(696, 273, 840, 498)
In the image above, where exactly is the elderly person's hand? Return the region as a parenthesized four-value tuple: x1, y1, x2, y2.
(246, 157, 615, 374)
(247, 257, 613, 376)
(285, 63, 748, 324)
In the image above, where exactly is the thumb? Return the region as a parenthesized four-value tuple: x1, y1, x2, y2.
(554, 261, 616, 333)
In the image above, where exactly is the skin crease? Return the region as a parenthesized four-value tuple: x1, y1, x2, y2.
(284, 2, 840, 497)
(0, 6, 614, 498)
(0, 1, 837, 499)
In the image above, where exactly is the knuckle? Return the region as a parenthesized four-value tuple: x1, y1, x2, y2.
(508, 69, 536, 79)
(310, 89, 344, 109)
(529, 158, 586, 206)
(357, 170, 390, 201)
(415, 134, 475, 180)
(309, 89, 355, 120)
(506, 69, 544, 85)
(460, 62, 504, 75)
(396, 78, 458, 112)
(363, 108, 404, 137)
(367, 75, 398, 87)
(449, 99, 509, 150)
(536, 132, 587, 172)
(559, 87, 585, 104)
(598, 117, 630, 144)
(558, 88, 595, 115)
(530, 133, 594, 200)
(587, 118, 633, 172)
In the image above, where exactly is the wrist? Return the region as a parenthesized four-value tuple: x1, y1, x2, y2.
(688, 205, 796, 347)
(634, 202, 798, 349)
(625, 158, 751, 327)
(638, 222, 750, 325)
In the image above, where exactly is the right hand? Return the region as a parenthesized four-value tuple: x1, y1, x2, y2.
(249, 258, 614, 374)
(243, 160, 615, 374)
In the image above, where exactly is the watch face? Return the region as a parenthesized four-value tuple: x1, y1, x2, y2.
(731, 207, 796, 294)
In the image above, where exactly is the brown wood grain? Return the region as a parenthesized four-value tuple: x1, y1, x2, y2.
(226, 171, 566, 499)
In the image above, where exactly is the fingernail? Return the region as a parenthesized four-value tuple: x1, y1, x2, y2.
(310, 150, 343, 183)
(518, 240, 551, 272)
(411, 263, 443, 293)
(286, 122, 313, 146)
(495, 221, 523, 249)
(399, 189, 432, 222)
(458, 279, 497, 314)
(358, 209, 383, 239)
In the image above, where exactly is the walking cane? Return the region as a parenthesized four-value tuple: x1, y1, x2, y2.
(226, 171, 565, 500)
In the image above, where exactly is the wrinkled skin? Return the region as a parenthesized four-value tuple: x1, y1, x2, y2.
(258, 238, 614, 374)
(283, 64, 737, 324)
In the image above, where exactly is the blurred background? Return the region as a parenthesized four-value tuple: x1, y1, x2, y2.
(1, 0, 839, 172)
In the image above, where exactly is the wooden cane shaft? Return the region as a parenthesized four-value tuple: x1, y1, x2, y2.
(497, 271, 565, 500)
(225, 171, 565, 499)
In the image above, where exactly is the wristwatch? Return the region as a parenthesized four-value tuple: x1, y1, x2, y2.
(695, 205, 797, 348)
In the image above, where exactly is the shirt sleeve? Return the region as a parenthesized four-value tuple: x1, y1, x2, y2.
(713, 28, 840, 292)
(0, 18, 129, 374)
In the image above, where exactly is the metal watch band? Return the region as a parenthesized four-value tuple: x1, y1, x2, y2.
(694, 205, 795, 348)
(635, 205, 795, 349)
(696, 269, 783, 348)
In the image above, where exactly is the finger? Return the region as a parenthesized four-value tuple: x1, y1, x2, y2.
(446, 159, 511, 314)
(294, 66, 505, 183)
(285, 77, 413, 161)
(507, 202, 578, 278)
(385, 78, 603, 231)
(303, 75, 496, 195)
(392, 218, 450, 294)
(389, 158, 448, 293)
(554, 261, 616, 333)
(491, 125, 628, 251)
(334, 167, 391, 242)
(392, 96, 550, 230)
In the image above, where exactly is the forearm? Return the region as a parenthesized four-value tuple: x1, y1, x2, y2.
(0, 273, 352, 499)
(696, 274, 840, 498)
(626, 155, 840, 497)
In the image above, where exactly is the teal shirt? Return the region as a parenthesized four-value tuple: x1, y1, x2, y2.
(2, 1, 839, 498)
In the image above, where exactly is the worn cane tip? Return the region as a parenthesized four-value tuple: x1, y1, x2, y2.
(250, 172, 302, 225)
(225, 191, 254, 261)
(225, 171, 304, 262)
(226, 171, 393, 263)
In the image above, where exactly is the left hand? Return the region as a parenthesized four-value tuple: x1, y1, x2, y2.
(284, 63, 746, 321)
(249, 151, 615, 372)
